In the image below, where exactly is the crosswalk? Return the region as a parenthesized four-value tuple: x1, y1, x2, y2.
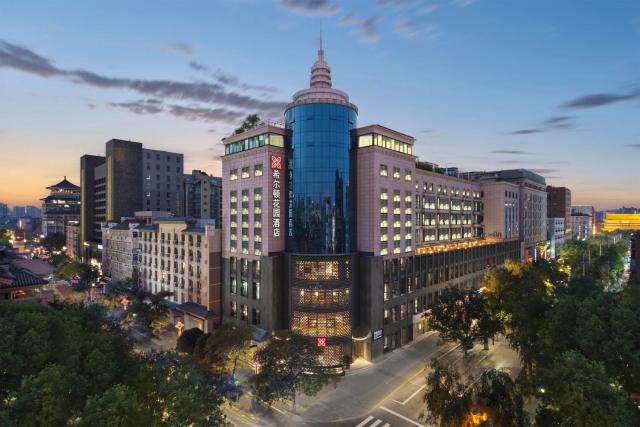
(355, 415, 390, 427)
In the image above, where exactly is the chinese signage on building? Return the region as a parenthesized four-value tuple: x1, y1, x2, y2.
(271, 155, 282, 238)
(316, 337, 327, 348)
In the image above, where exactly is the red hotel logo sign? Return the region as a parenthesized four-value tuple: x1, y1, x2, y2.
(271, 155, 282, 170)
(316, 337, 327, 348)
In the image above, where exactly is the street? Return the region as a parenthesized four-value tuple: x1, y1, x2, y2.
(226, 333, 520, 427)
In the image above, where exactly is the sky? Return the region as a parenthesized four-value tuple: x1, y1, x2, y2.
(0, 0, 639, 210)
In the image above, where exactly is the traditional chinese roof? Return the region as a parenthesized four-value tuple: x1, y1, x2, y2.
(0, 263, 47, 289)
(47, 176, 80, 191)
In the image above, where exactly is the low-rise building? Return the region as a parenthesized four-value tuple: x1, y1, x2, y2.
(101, 211, 170, 283)
(547, 217, 566, 258)
(471, 169, 547, 261)
(571, 205, 595, 239)
(65, 223, 80, 258)
(138, 218, 222, 332)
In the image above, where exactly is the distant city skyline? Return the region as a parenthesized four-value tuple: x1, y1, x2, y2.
(1, 0, 639, 210)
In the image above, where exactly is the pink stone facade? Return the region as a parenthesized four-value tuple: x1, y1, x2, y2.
(356, 146, 415, 256)
(222, 145, 286, 260)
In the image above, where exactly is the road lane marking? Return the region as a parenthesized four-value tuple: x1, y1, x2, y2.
(380, 406, 425, 426)
(382, 424, 390, 427)
(370, 420, 382, 427)
(356, 415, 374, 427)
(401, 384, 426, 405)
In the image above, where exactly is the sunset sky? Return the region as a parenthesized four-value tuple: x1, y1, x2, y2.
(1, 0, 639, 210)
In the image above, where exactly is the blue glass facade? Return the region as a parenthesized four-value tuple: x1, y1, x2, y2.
(286, 103, 357, 254)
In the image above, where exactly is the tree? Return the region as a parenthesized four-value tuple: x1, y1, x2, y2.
(79, 384, 151, 427)
(536, 351, 635, 427)
(251, 334, 340, 412)
(424, 359, 472, 427)
(483, 260, 560, 374)
(473, 369, 528, 427)
(0, 303, 227, 427)
(199, 324, 253, 380)
(127, 289, 172, 334)
(140, 353, 227, 427)
(176, 327, 205, 354)
(428, 287, 501, 356)
(41, 232, 65, 252)
(234, 114, 261, 135)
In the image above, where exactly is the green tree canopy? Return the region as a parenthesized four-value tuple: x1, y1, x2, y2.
(234, 114, 261, 135)
(0, 303, 226, 427)
(251, 334, 340, 411)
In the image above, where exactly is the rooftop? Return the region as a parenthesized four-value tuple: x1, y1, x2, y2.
(46, 176, 80, 191)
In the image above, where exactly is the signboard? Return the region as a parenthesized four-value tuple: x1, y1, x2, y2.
(373, 329, 383, 341)
(271, 155, 282, 238)
(316, 337, 327, 348)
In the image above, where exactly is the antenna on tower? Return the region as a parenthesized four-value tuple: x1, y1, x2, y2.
(320, 21, 323, 51)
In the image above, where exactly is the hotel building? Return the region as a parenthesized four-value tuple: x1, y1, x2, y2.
(138, 218, 222, 332)
(220, 45, 520, 364)
(471, 170, 547, 262)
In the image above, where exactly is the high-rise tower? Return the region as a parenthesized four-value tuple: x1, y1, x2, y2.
(285, 42, 359, 365)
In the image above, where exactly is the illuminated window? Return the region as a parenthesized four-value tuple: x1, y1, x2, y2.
(393, 167, 400, 179)
(241, 167, 250, 179)
(254, 164, 263, 177)
(404, 170, 412, 181)
(230, 169, 238, 180)
(379, 164, 388, 177)
(295, 260, 340, 281)
(358, 134, 373, 147)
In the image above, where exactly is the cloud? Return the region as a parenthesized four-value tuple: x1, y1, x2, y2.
(338, 13, 380, 43)
(491, 150, 531, 155)
(419, 129, 434, 133)
(625, 144, 640, 150)
(395, 18, 440, 40)
(167, 104, 244, 123)
(0, 40, 60, 77)
(530, 169, 557, 174)
(509, 115, 576, 135)
(108, 98, 244, 123)
(278, 0, 338, 15)
(499, 160, 520, 164)
(561, 88, 640, 109)
(161, 42, 195, 57)
(109, 99, 164, 115)
(0, 40, 286, 115)
(110, 99, 244, 123)
(188, 61, 278, 93)
(452, 0, 476, 7)
(86, 103, 96, 110)
(208, 128, 217, 133)
(509, 129, 543, 135)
